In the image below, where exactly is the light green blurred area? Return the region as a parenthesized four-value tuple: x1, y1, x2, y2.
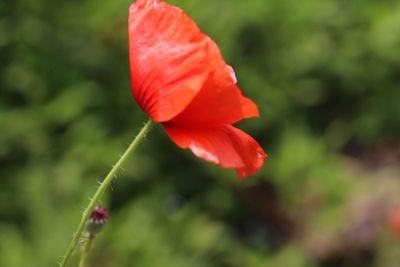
(1, 0, 400, 266)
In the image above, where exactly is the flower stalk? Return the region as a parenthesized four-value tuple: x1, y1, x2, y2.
(59, 120, 154, 267)
(78, 236, 93, 267)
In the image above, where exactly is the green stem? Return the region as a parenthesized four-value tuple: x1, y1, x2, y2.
(78, 235, 94, 267)
(59, 120, 154, 267)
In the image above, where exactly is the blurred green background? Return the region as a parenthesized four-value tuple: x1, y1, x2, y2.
(1, 0, 400, 266)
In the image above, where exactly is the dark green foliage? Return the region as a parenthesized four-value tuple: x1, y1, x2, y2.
(1, 0, 400, 266)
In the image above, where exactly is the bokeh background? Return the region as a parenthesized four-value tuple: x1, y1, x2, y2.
(1, 0, 400, 266)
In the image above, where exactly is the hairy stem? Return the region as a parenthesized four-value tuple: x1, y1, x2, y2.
(59, 120, 154, 267)
(78, 235, 94, 267)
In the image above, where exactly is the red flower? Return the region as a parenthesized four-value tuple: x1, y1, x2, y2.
(128, 0, 266, 178)
(389, 205, 400, 238)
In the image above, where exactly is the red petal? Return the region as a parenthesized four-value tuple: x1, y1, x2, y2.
(169, 62, 260, 127)
(167, 37, 259, 127)
(164, 124, 267, 178)
(129, 0, 259, 125)
(129, 0, 212, 122)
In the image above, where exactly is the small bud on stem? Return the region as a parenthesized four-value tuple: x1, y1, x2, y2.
(84, 206, 109, 237)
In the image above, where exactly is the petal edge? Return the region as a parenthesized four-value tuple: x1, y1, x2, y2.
(163, 124, 266, 178)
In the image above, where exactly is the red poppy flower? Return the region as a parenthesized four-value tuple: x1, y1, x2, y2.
(388, 205, 400, 238)
(128, 0, 266, 178)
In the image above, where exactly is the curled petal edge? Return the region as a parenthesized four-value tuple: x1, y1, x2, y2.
(163, 124, 266, 178)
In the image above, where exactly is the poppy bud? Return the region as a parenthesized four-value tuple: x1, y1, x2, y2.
(85, 206, 109, 237)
